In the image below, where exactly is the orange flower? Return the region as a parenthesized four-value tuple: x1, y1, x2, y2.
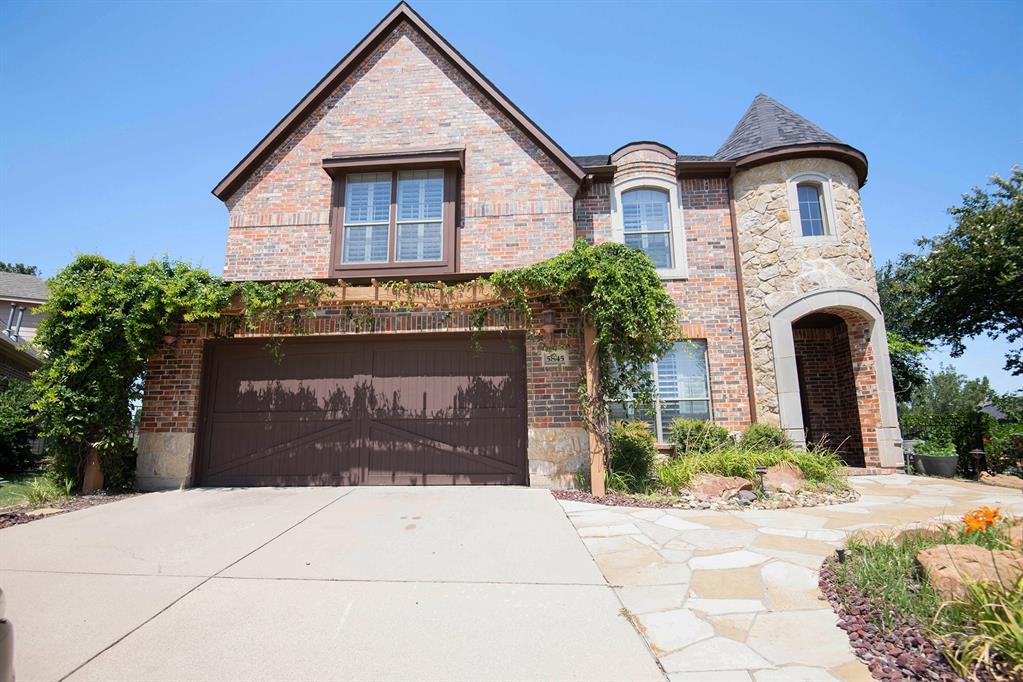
(961, 506, 1003, 534)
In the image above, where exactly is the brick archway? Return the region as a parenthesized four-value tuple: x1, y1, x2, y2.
(769, 289, 903, 470)
(792, 311, 870, 466)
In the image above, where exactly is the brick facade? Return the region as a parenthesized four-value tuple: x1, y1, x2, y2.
(223, 23, 577, 281)
(137, 5, 900, 488)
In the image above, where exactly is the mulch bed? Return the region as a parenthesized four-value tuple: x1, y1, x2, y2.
(818, 556, 975, 682)
(0, 492, 139, 530)
(552, 486, 858, 511)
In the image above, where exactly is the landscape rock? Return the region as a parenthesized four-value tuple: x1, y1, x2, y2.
(737, 490, 757, 503)
(916, 543, 1023, 601)
(1008, 524, 1023, 549)
(979, 471, 1023, 490)
(691, 473, 753, 501)
(762, 461, 807, 493)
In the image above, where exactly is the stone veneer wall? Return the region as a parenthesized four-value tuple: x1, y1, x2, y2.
(577, 149, 752, 433)
(222, 22, 578, 280)
(733, 157, 900, 468)
(136, 303, 587, 491)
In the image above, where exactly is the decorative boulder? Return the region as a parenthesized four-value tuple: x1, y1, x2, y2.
(979, 471, 1023, 490)
(691, 473, 753, 501)
(916, 544, 1023, 601)
(763, 461, 806, 494)
(1009, 524, 1023, 549)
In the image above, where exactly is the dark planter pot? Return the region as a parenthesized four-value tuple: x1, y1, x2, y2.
(916, 454, 959, 478)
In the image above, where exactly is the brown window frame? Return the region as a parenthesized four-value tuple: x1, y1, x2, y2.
(324, 148, 462, 278)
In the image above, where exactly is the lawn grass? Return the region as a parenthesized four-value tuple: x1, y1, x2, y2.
(0, 471, 45, 507)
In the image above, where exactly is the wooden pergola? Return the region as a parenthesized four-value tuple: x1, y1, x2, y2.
(230, 279, 608, 495)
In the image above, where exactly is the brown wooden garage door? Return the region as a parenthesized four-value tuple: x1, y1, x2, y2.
(195, 335, 527, 486)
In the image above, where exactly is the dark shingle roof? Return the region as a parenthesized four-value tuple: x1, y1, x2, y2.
(715, 93, 844, 161)
(573, 154, 611, 168)
(0, 272, 48, 302)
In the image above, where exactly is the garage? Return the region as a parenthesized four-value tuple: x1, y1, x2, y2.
(194, 334, 528, 486)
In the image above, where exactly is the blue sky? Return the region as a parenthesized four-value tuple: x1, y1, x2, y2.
(1, 0, 1020, 392)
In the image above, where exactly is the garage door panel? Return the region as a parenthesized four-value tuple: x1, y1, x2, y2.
(205, 420, 358, 479)
(196, 335, 526, 486)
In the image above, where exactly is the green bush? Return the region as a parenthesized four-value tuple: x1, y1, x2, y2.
(657, 445, 846, 493)
(667, 418, 732, 456)
(0, 378, 41, 475)
(607, 420, 657, 492)
(986, 422, 1023, 474)
(915, 438, 957, 457)
(25, 475, 73, 507)
(737, 422, 791, 451)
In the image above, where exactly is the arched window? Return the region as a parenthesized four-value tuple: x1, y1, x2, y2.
(796, 182, 829, 237)
(621, 188, 672, 268)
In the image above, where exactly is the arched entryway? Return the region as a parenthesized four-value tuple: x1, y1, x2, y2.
(769, 289, 903, 469)
(792, 312, 866, 466)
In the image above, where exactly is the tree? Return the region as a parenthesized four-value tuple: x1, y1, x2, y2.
(886, 331, 928, 403)
(911, 168, 1023, 374)
(903, 366, 994, 418)
(0, 262, 40, 276)
(876, 259, 929, 401)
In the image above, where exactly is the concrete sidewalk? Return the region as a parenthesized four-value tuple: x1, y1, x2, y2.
(1, 487, 663, 681)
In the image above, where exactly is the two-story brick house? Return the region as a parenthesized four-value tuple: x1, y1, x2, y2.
(135, 2, 903, 491)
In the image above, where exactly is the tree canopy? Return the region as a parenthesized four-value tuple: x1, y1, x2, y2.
(0, 262, 40, 276)
(898, 168, 1021, 375)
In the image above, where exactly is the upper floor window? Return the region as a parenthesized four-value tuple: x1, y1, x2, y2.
(611, 177, 688, 278)
(796, 182, 828, 237)
(325, 149, 462, 277)
(622, 188, 672, 268)
(787, 173, 838, 242)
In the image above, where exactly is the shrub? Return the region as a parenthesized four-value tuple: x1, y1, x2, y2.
(986, 422, 1023, 474)
(25, 475, 73, 507)
(737, 422, 791, 451)
(607, 420, 656, 492)
(0, 378, 41, 475)
(915, 438, 957, 457)
(656, 445, 846, 493)
(667, 418, 732, 456)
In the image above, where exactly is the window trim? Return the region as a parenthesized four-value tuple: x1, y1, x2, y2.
(611, 175, 688, 279)
(328, 165, 458, 277)
(786, 172, 839, 244)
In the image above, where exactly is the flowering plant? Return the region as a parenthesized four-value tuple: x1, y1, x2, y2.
(961, 506, 1003, 534)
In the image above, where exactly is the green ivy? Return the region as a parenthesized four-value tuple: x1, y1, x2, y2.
(485, 240, 679, 409)
(32, 256, 323, 489)
(34, 244, 674, 490)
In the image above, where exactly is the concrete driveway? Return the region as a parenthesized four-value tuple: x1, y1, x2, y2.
(0, 487, 663, 681)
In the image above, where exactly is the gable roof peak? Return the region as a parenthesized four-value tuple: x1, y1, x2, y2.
(212, 0, 584, 200)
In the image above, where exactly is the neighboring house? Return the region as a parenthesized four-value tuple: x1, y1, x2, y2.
(136, 2, 903, 490)
(0, 272, 47, 381)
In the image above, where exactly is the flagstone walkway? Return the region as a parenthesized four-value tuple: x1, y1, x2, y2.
(559, 474, 1023, 681)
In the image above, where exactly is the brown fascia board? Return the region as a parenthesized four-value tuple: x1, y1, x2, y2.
(676, 160, 735, 177)
(322, 147, 465, 176)
(733, 143, 869, 187)
(212, 2, 586, 200)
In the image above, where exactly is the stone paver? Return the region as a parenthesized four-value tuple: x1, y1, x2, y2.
(560, 474, 1023, 680)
